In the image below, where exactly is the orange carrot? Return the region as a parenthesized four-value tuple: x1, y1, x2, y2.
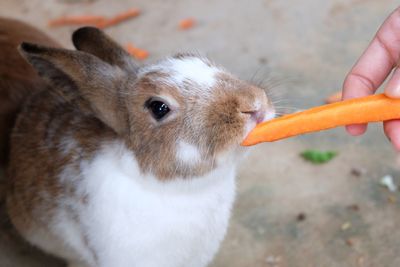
(48, 8, 140, 28)
(325, 91, 342, 104)
(48, 15, 107, 27)
(242, 93, 400, 146)
(125, 43, 149, 60)
(179, 18, 196, 30)
(96, 8, 140, 29)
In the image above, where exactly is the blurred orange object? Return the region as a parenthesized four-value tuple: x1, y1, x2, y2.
(325, 91, 342, 104)
(96, 8, 140, 29)
(126, 43, 149, 60)
(48, 15, 106, 27)
(48, 8, 140, 28)
(179, 18, 196, 30)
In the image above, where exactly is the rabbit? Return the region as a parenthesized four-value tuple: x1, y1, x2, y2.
(5, 26, 275, 267)
(0, 17, 60, 166)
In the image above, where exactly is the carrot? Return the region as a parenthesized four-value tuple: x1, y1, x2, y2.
(96, 8, 140, 29)
(125, 43, 149, 60)
(48, 8, 140, 28)
(179, 18, 196, 30)
(48, 15, 107, 27)
(241, 93, 400, 146)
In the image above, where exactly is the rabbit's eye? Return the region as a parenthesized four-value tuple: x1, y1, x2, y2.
(147, 100, 170, 120)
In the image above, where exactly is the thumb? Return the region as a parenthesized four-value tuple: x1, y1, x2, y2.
(384, 67, 400, 98)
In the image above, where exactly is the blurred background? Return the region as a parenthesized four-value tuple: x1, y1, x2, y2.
(1, 0, 400, 266)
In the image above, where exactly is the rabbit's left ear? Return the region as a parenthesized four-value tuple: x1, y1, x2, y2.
(19, 42, 128, 135)
(72, 27, 138, 74)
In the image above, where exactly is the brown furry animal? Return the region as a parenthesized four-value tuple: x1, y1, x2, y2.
(4, 23, 275, 267)
(0, 17, 59, 165)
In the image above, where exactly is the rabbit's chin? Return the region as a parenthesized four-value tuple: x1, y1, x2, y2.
(214, 143, 249, 168)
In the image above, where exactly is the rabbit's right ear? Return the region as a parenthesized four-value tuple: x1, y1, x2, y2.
(19, 42, 128, 135)
(72, 27, 138, 74)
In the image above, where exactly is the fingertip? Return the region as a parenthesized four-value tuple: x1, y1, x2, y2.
(345, 124, 367, 136)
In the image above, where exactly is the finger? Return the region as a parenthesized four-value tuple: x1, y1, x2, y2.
(342, 8, 400, 135)
(345, 124, 367, 136)
(343, 7, 400, 100)
(384, 120, 400, 151)
(384, 67, 400, 97)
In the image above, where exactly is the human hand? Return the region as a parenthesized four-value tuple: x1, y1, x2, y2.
(343, 7, 400, 149)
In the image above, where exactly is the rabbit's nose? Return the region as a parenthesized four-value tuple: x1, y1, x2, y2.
(241, 109, 263, 123)
(242, 108, 275, 124)
(248, 110, 265, 123)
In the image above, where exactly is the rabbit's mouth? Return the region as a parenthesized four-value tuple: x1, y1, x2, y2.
(242, 108, 276, 142)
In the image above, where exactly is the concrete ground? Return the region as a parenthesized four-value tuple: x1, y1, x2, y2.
(1, 0, 400, 266)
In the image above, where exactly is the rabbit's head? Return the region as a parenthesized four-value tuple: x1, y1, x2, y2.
(19, 27, 274, 179)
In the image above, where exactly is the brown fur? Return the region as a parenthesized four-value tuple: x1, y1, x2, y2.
(5, 26, 273, 261)
(0, 17, 59, 166)
(7, 88, 116, 259)
(72, 27, 138, 74)
(122, 68, 271, 179)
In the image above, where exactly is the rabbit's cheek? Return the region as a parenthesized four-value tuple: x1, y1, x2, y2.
(243, 120, 258, 140)
(176, 141, 201, 165)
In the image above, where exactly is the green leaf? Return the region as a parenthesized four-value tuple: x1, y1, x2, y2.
(300, 150, 337, 164)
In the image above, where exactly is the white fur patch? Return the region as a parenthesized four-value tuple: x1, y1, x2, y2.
(244, 120, 258, 140)
(177, 141, 201, 164)
(263, 109, 276, 122)
(167, 57, 218, 87)
(46, 141, 236, 267)
(139, 57, 221, 89)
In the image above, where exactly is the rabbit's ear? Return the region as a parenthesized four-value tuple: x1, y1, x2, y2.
(72, 27, 138, 74)
(19, 42, 128, 134)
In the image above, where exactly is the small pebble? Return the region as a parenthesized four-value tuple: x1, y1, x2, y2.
(357, 256, 365, 266)
(258, 57, 268, 64)
(388, 195, 397, 203)
(347, 204, 360, 211)
(350, 168, 365, 177)
(380, 175, 398, 192)
(346, 238, 354, 247)
(296, 213, 306, 222)
(265, 255, 281, 265)
(341, 222, 351, 231)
